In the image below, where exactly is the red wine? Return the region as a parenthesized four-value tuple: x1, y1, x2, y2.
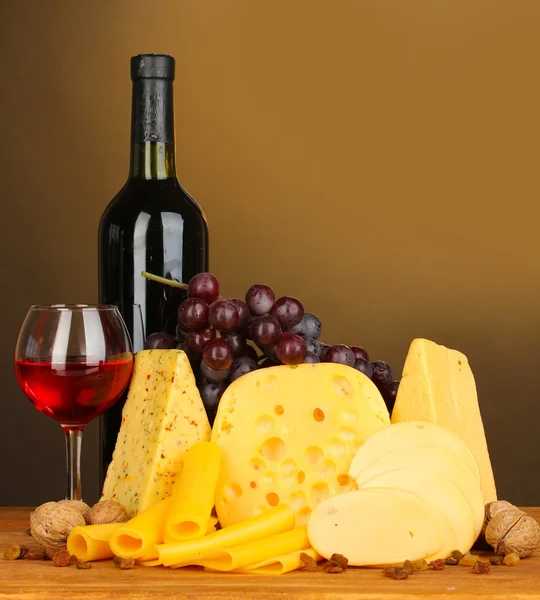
(14, 359, 133, 426)
(98, 54, 208, 484)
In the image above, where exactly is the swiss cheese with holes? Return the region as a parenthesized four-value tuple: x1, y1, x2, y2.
(211, 363, 390, 528)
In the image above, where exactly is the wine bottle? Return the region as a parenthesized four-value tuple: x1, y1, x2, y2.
(98, 54, 208, 486)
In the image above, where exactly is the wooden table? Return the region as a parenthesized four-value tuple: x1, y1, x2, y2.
(1, 507, 539, 599)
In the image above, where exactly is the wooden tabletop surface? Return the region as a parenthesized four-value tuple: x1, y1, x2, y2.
(1, 506, 539, 599)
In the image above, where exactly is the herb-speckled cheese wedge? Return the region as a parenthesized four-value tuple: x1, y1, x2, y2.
(101, 349, 210, 517)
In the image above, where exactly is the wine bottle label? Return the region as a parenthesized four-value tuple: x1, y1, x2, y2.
(131, 79, 173, 144)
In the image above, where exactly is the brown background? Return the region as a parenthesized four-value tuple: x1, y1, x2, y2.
(1, 0, 538, 506)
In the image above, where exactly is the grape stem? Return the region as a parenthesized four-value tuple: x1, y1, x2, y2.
(141, 271, 189, 290)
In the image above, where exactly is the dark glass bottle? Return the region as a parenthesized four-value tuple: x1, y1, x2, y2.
(98, 54, 208, 485)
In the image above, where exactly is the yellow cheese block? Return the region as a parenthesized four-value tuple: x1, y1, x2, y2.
(348, 421, 479, 483)
(164, 441, 221, 543)
(307, 488, 447, 565)
(359, 468, 476, 555)
(212, 363, 390, 527)
(353, 446, 484, 538)
(67, 523, 123, 562)
(159, 504, 294, 567)
(196, 526, 310, 571)
(101, 350, 211, 517)
(391, 338, 497, 503)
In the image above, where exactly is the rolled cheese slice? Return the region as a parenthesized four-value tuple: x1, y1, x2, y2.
(354, 446, 485, 538)
(195, 526, 310, 571)
(359, 468, 476, 555)
(109, 497, 171, 561)
(164, 441, 221, 543)
(308, 488, 448, 566)
(67, 523, 123, 562)
(158, 504, 294, 567)
(348, 421, 480, 483)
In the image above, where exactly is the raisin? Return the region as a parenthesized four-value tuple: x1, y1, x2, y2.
(3, 545, 21, 560)
(52, 549, 71, 567)
(402, 560, 413, 575)
(76, 561, 92, 569)
(114, 556, 135, 570)
(299, 552, 319, 572)
(18, 545, 30, 559)
(503, 553, 520, 566)
(325, 565, 344, 573)
(445, 550, 464, 565)
(69, 554, 79, 565)
(459, 554, 480, 567)
(383, 566, 409, 580)
(428, 559, 446, 571)
(328, 553, 349, 570)
(473, 560, 491, 574)
(25, 550, 46, 560)
(411, 559, 428, 571)
(489, 555, 504, 565)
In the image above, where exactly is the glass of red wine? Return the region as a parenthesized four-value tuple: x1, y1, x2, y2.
(14, 305, 134, 501)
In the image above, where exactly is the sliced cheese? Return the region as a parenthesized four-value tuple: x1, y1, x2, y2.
(391, 338, 497, 503)
(164, 441, 221, 543)
(67, 523, 123, 562)
(308, 488, 447, 566)
(159, 504, 294, 567)
(353, 446, 484, 538)
(348, 421, 479, 483)
(196, 526, 310, 571)
(101, 350, 211, 517)
(229, 548, 321, 575)
(360, 468, 476, 555)
(212, 363, 390, 528)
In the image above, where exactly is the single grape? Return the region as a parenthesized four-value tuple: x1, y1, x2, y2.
(324, 345, 355, 367)
(276, 332, 307, 365)
(371, 361, 394, 389)
(200, 359, 231, 382)
(353, 358, 374, 379)
(208, 299, 239, 331)
(318, 343, 330, 360)
(221, 331, 247, 357)
(245, 284, 276, 315)
(229, 299, 250, 331)
(188, 272, 220, 304)
(383, 380, 400, 412)
(350, 346, 369, 362)
(186, 327, 215, 354)
(250, 316, 282, 347)
(263, 343, 279, 363)
(145, 332, 177, 350)
(242, 345, 259, 362)
(289, 312, 322, 339)
(178, 297, 209, 330)
(270, 296, 304, 329)
(229, 356, 258, 382)
(304, 337, 323, 356)
(203, 338, 234, 371)
(303, 351, 320, 364)
(199, 381, 226, 425)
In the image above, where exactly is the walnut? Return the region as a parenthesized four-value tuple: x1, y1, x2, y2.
(30, 501, 85, 557)
(484, 502, 540, 558)
(85, 500, 128, 525)
(58, 500, 90, 519)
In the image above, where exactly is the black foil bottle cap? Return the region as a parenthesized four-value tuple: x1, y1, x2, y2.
(131, 54, 175, 81)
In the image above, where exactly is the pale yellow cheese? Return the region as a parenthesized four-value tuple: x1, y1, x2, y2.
(359, 469, 476, 555)
(392, 338, 497, 503)
(353, 446, 484, 538)
(67, 523, 123, 562)
(164, 441, 221, 543)
(101, 350, 211, 517)
(308, 488, 447, 565)
(229, 548, 321, 575)
(196, 526, 310, 571)
(212, 364, 390, 528)
(159, 504, 294, 567)
(109, 496, 171, 561)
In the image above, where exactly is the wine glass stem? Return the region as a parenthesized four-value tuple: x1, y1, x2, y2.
(63, 426, 84, 501)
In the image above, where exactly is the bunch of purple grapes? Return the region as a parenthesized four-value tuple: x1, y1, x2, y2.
(145, 273, 399, 423)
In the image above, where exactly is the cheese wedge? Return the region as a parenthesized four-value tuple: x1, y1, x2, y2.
(212, 363, 390, 528)
(353, 446, 484, 538)
(391, 338, 497, 503)
(308, 488, 447, 565)
(359, 468, 477, 555)
(101, 350, 211, 517)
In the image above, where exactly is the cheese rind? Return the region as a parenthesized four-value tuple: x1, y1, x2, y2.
(211, 363, 390, 528)
(101, 350, 211, 517)
(391, 338, 497, 503)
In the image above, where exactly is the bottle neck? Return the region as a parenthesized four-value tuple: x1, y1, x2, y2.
(129, 78, 176, 179)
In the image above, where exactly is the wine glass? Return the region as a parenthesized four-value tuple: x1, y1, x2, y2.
(14, 305, 133, 501)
